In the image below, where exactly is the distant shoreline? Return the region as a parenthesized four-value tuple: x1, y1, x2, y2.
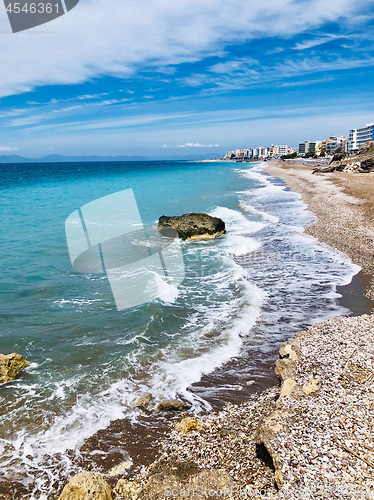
(263, 160, 374, 310)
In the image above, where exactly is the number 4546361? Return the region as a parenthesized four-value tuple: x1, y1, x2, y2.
(6, 3, 59, 13)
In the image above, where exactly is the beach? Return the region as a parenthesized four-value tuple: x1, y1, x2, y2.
(264, 161, 374, 305)
(88, 162, 374, 500)
(0, 160, 372, 499)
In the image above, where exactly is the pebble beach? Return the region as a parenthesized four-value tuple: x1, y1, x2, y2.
(106, 163, 374, 500)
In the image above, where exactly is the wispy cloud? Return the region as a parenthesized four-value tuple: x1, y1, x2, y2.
(0, 146, 18, 151)
(292, 36, 338, 50)
(179, 53, 374, 95)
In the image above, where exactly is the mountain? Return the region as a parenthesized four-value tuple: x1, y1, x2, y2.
(0, 153, 223, 163)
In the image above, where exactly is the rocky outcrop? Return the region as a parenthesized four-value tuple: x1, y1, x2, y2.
(58, 471, 113, 500)
(313, 140, 374, 173)
(158, 213, 226, 241)
(156, 399, 191, 412)
(0, 353, 28, 384)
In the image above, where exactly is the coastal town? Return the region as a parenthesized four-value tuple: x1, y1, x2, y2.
(222, 121, 374, 160)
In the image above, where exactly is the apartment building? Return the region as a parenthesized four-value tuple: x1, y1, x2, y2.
(298, 141, 316, 155)
(349, 123, 374, 152)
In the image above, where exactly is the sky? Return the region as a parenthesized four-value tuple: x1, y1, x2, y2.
(0, 0, 374, 158)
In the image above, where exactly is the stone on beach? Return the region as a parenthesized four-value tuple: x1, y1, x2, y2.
(158, 213, 226, 240)
(57, 471, 113, 500)
(126, 314, 374, 499)
(174, 416, 204, 433)
(0, 352, 28, 384)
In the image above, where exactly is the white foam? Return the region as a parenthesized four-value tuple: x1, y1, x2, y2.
(210, 206, 265, 235)
(238, 201, 279, 223)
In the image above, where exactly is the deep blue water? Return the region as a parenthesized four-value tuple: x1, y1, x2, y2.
(0, 160, 359, 498)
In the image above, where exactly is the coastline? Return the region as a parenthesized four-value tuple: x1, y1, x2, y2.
(55, 163, 374, 499)
(3, 161, 374, 499)
(263, 161, 374, 307)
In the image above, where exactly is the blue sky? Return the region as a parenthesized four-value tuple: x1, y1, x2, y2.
(0, 0, 374, 157)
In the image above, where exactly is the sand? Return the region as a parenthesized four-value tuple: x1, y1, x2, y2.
(263, 162, 374, 301)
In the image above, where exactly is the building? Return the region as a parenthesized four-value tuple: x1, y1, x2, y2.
(298, 141, 316, 156)
(268, 145, 293, 157)
(349, 123, 374, 152)
(324, 136, 348, 155)
(277, 145, 289, 156)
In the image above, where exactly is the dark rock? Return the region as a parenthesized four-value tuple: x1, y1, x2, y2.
(0, 353, 28, 385)
(359, 158, 374, 172)
(156, 399, 191, 412)
(330, 153, 346, 163)
(158, 213, 226, 241)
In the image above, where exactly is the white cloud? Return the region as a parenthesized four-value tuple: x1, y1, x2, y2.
(0, 146, 18, 151)
(0, 0, 371, 98)
(292, 36, 339, 50)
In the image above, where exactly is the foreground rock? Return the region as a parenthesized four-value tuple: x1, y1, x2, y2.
(58, 471, 113, 500)
(0, 353, 28, 384)
(158, 213, 226, 240)
(115, 460, 234, 500)
(174, 416, 204, 433)
(313, 139, 374, 173)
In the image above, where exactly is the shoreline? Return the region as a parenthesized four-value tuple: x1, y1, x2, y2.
(3, 162, 374, 499)
(263, 161, 374, 306)
(103, 163, 374, 498)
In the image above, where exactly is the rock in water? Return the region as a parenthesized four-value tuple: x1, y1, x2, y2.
(0, 353, 28, 384)
(156, 399, 191, 412)
(58, 471, 113, 500)
(158, 213, 226, 241)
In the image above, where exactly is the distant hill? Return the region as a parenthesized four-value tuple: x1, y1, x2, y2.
(0, 153, 223, 163)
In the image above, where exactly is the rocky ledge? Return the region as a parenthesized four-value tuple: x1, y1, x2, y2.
(313, 140, 374, 173)
(158, 213, 226, 241)
(58, 314, 374, 499)
(0, 352, 28, 384)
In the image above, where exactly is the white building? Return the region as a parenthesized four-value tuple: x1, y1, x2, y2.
(349, 123, 374, 152)
(325, 136, 348, 155)
(277, 145, 289, 156)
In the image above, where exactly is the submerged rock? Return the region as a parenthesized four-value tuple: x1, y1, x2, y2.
(0, 353, 28, 385)
(158, 213, 226, 241)
(156, 399, 191, 412)
(58, 471, 112, 500)
(131, 393, 153, 411)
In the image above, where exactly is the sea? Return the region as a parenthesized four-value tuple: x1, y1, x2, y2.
(0, 160, 360, 498)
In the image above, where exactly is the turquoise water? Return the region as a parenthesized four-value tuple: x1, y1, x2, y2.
(0, 160, 359, 497)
